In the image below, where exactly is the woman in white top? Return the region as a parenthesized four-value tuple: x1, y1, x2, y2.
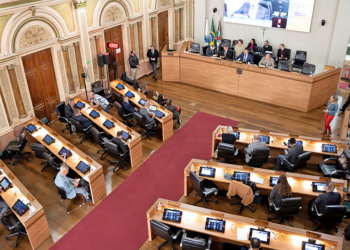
(234, 39, 245, 59)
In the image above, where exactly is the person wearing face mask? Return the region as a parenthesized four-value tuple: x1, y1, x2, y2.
(241, 237, 261, 250)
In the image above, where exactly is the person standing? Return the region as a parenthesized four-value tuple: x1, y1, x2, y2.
(323, 94, 339, 137)
(147, 45, 159, 82)
(129, 50, 139, 81)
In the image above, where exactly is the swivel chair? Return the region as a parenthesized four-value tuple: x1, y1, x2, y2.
(217, 143, 238, 163)
(318, 150, 350, 178)
(278, 60, 292, 72)
(246, 148, 270, 167)
(202, 45, 209, 55)
(69, 118, 94, 144)
(0, 213, 28, 248)
(91, 80, 112, 103)
(5, 128, 31, 166)
(150, 219, 182, 250)
(292, 50, 307, 70)
(133, 112, 157, 140)
(90, 127, 109, 160)
(112, 91, 123, 105)
(105, 141, 129, 172)
(281, 152, 312, 172)
(30, 143, 51, 172)
(114, 101, 137, 128)
(301, 63, 316, 75)
(181, 230, 211, 250)
(268, 197, 302, 227)
(42, 152, 61, 173)
(229, 180, 257, 214)
(55, 101, 72, 133)
(189, 171, 218, 208)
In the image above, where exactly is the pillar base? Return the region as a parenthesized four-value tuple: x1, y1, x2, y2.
(19, 114, 27, 119)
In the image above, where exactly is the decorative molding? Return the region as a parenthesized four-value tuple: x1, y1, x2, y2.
(18, 25, 53, 49)
(50, 2, 75, 32)
(74, 1, 86, 9)
(57, 50, 69, 94)
(58, 33, 80, 44)
(61, 45, 70, 51)
(14, 65, 31, 113)
(68, 46, 80, 90)
(0, 0, 41, 9)
(151, 17, 156, 21)
(102, 5, 125, 24)
(90, 39, 98, 81)
(0, 70, 17, 119)
(73, 42, 80, 47)
(94, 35, 102, 40)
(157, 0, 173, 8)
(6, 64, 16, 70)
(0, 102, 7, 129)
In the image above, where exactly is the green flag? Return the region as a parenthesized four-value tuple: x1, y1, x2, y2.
(209, 17, 216, 49)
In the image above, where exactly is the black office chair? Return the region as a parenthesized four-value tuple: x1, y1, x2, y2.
(230, 180, 257, 214)
(189, 171, 218, 208)
(301, 63, 316, 75)
(281, 152, 312, 172)
(30, 143, 51, 172)
(5, 128, 31, 166)
(318, 150, 350, 178)
(268, 198, 302, 227)
(54, 178, 86, 214)
(309, 205, 347, 234)
(292, 50, 307, 70)
(56, 101, 72, 133)
(258, 1, 273, 20)
(202, 45, 209, 55)
(218, 39, 231, 54)
(133, 112, 157, 140)
(105, 141, 129, 172)
(114, 101, 137, 128)
(42, 152, 61, 173)
(150, 219, 182, 250)
(246, 148, 270, 167)
(278, 60, 292, 71)
(227, 49, 235, 60)
(217, 143, 238, 163)
(69, 118, 94, 144)
(90, 127, 109, 160)
(91, 80, 112, 103)
(112, 91, 123, 105)
(0, 213, 28, 248)
(121, 72, 135, 87)
(231, 40, 238, 49)
(181, 230, 211, 250)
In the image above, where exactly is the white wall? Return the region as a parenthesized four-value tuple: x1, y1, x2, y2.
(194, 0, 207, 45)
(194, 0, 350, 74)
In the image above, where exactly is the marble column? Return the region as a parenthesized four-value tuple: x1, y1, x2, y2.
(0, 85, 11, 124)
(62, 45, 76, 94)
(130, 24, 136, 51)
(151, 17, 157, 47)
(73, 42, 85, 89)
(95, 35, 104, 79)
(137, 22, 144, 60)
(175, 9, 180, 43)
(180, 8, 184, 41)
(7, 64, 27, 118)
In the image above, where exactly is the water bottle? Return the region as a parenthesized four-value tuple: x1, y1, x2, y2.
(335, 63, 338, 69)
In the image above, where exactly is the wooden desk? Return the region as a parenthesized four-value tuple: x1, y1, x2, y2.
(25, 118, 106, 204)
(0, 160, 51, 249)
(162, 42, 341, 112)
(184, 159, 348, 205)
(147, 198, 343, 250)
(212, 126, 345, 165)
(110, 80, 174, 141)
(74, 97, 143, 168)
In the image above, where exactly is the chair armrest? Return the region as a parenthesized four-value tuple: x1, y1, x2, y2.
(330, 170, 344, 178)
(84, 125, 94, 132)
(120, 150, 129, 157)
(124, 113, 134, 119)
(313, 205, 323, 217)
(206, 237, 212, 250)
(173, 228, 182, 240)
(8, 220, 22, 230)
(272, 201, 280, 211)
(180, 230, 186, 247)
(324, 158, 338, 163)
(281, 158, 293, 172)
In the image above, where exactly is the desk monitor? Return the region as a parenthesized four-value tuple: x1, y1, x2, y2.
(89, 110, 100, 119)
(43, 134, 55, 146)
(233, 131, 240, 140)
(199, 166, 216, 178)
(302, 242, 325, 250)
(125, 91, 134, 98)
(76, 101, 85, 109)
(155, 110, 165, 119)
(0, 177, 11, 191)
(76, 161, 90, 174)
(139, 98, 147, 106)
(58, 147, 72, 158)
(249, 228, 270, 244)
(122, 131, 131, 141)
(233, 171, 250, 181)
(116, 83, 124, 90)
(288, 140, 303, 148)
(259, 135, 270, 144)
(205, 218, 225, 233)
(103, 119, 114, 129)
(322, 144, 337, 154)
(269, 176, 279, 187)
(312, 182, 326, 192)
(162, 209, 182, 223)
(26, 124, 37, 133)
(12, 199, 29, 216)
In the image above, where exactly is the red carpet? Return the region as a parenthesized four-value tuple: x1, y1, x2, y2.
(50, 111, 238, 250)
(339, 81, 349, 89)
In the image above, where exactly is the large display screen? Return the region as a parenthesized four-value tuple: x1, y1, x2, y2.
(223, 0, 315, 32)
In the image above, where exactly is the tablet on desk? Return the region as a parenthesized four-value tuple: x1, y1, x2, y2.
(43, 134, 55, 146)
(12, 199, 29, 216)
(312, 182, 326, 192)
(122, 131, 131, 141)
(322, 144, 337, 153)
(26, 124, 37, 134)
(233, 131, 240, 140)
(58, 147, 72, 158)
(259, 135, 270, 144)
(162, 209, 182, 223)
(233, 171, 250, 181)
(125, 91, 134, 98)
(89, 110, 100, 119)
(76, 161, 90, 174)
(249, 228, 270, 244)
(288, 140, 303, 148)
(76, 101, 85, 109)
(205, 218, 226, 233)
(139, 98, 147, 106)
(155, 110, 165, 118)
(199, 166, 216, 178)
(0, 177, 11, 191)
(269, 176, 278, 186)
(103, 119, 114, 129)
(302, 242, 325, 250)
(116, 83, 124, 90)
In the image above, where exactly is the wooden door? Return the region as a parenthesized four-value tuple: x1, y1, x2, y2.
(158, 10, 169, 55)
(104, 25, 125, 81)
(22, 48, 60, 122)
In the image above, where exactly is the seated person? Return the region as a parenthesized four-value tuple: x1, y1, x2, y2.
(221, 44, 233, 59)
(111, 130, 130, 154)
(259, 54, 274, 68)
(157, 94, 168, 105)
(72, 109, 93, 128)
(244, 133, 267, 163)
(206, 44, 217, 56)
(164, 99, 181, 126)
(273, 137, 303, 171)
(121, 96, 138, 114)
(277, 43, 290, 62)
(241, 237, 261, 250)
(308, 181, 341, 215)
(146, 89, 158, 101)
(54, 165, 92, 202)
(90, 92, 109, 113)
(235, 49, 253, 64)
(234, 39, 245, 59)
(222, 126, 236, 145)
(140, 101, 158, 128)
(268, 174, 292, 212)
(246, 38, 257, 50)
(263, 40, 272, 53)
(141, 82, 148, 95)
(65, 98, 76, 119)
(0, 187, 10, 215)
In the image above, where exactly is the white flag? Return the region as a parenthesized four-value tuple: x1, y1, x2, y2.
(204, 18, 209, 46)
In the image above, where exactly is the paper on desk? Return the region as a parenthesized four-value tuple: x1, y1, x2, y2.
(237, 228, 248, 240)
(251, 174, 264, 184)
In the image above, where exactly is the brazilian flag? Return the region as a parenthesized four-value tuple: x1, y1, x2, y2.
(209, 17, 216, 49)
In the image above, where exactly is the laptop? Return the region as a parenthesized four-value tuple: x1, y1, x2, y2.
(312, 182, 326, 192)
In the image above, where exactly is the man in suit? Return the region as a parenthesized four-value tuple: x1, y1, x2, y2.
(65, 98, 76, 119)
(206, 44, 217, 56)
(72, 109, 93, 128)
(244, 133, 268, 163)
(140, 101, 158, 128)
(277, 43, 290, 61)
(121, 96, 138, 114)
(221, 44, 233, 59)
(54, 165, 92, 202)
(263, 40, 272, 53)
(111, 131, 129, 154)
(235, 49, 254, 64)
(241, 237, 261, 250)
(309, 182, 341, 215)
(147, 45, 159, 82)
(273, 137, 303, 170)
(259, 54, 275, 68)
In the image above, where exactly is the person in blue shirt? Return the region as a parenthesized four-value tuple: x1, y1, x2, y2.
(72, 109, 93, 128)
(235, 50, 254, 64)
(323, 94, 339, 137)
(121, 96, 138, 114)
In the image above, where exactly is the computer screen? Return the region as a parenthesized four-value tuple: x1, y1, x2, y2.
(233, 131, 240, 140)
(223, 0, 316, 32)
(76, 161, 90, 174)
(122, 131, 130, 141)
(116, 83, 124, 90)
(89, 110, 99, 118)
(155, 110, 164, 118)
(249, 228, 270, 244)
(199, 167, 216, 178)
(12, 199, 29, 216)
(302, 242, 325, 250)
(205, 218, 226, 233)
(58, 147, 71, 158)
(125, 91, 134, 98)
(76, 101, 85, 109)
(312, 182, 326, 192)
(43, 134, 54, 146)
(139, 98, 147, 106)
(162, 209, 182, 223)
(322, 144, 337, 153)
(259, 135, 270, 144)
(234, 171, 250, 181)
(26, 124, 37, 133)
(103, 120, 114, 129)
(269, 176, 278, 186)
(0, 177, 11, 191)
